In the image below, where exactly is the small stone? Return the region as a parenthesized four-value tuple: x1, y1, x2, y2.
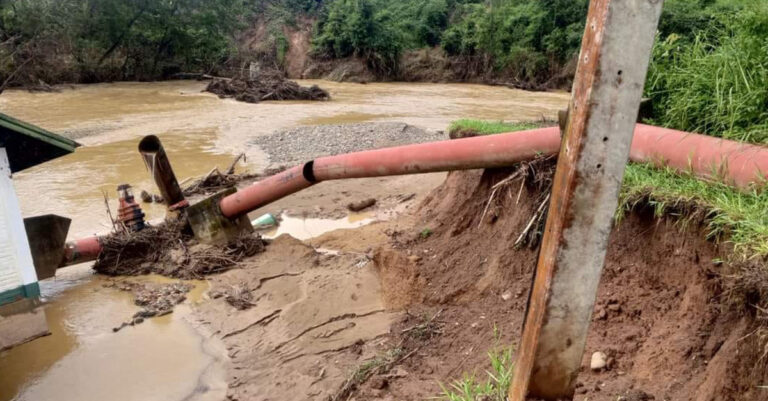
(501, 290, 513, 301)
(596, 308, 608, 320)
(591, 352, 607, 370)
(408, 255, 422, 263)
(608, 304, 622, 312)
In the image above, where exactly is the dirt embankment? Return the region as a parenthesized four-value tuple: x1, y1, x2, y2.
(357, 166, 768, 401)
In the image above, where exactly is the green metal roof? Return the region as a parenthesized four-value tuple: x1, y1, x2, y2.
(0, 113, 80, 173)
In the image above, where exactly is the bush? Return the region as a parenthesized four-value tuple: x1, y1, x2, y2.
(313, 0, 404, 75)
(646, 2, 768, 143)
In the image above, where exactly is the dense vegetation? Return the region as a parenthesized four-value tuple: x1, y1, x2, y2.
(1, 0, 767, 146)
(0, 0, 248, 90)
(312, 0, 588, 83)
(646, 1, 768, 143)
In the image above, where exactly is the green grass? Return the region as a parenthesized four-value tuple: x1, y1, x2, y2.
(435, 336, 514, 401)
(448, 119, 547, 137)
(452, 119, 768, 260)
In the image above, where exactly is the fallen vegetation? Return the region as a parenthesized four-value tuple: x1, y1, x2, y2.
(180, 154, 286, 197)
(205, 70, 329, 104)
(93, 219, 266, 279)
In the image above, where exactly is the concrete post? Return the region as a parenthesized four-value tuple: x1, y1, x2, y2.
(508, 1, 664, 400)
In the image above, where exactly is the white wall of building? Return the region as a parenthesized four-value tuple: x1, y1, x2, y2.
(0, 147, 37, 293)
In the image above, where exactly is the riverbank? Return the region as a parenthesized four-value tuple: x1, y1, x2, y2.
(3, 79, 765, 400)
(0, 80, 567, 401)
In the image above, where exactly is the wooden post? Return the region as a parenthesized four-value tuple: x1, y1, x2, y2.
(508, 0, 664, 400)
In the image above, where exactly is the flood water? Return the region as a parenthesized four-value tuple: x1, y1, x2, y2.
(0, 80, 568, 401)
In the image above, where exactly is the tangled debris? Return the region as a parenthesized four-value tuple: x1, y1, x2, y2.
(181, 154, 286, 197)
(93, 219, 266, 279)
(205, 70, 329, 104)
(107, 281, 192, 332)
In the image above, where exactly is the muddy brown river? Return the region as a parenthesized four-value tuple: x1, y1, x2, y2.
(0, 80, 568, 401)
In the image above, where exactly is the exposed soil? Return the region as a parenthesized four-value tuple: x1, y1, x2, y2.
(354, 167, 768, 401)
(176, 158, 768, 401)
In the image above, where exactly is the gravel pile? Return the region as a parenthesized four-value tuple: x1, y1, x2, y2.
(251, 122, 446, 166)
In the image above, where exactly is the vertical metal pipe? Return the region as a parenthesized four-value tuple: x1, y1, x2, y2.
(138, 135, 185, 207)
(509, 0, 664, 400)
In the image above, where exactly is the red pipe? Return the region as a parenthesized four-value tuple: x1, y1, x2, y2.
(61, 123, 768, 265)
(220, 124, 768, 218)
(630, 124, 768, 188)
(219, 165, 315, 219)
(62, 236, 103, 266)
(219, 127, 562, 217)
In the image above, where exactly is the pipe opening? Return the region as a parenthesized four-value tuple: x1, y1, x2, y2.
(138, 135, 162, 154)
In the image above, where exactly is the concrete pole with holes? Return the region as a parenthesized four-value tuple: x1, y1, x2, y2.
(508, 0, 664, 400)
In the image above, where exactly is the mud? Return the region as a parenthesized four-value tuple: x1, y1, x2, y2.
(1, 80, 567, 239)
(354, 168, 768, 401)
(195, 236, 398, 401)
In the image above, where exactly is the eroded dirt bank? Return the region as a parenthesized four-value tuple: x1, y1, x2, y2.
(202, 166, 768, 401)
(356, 168, 767, 400)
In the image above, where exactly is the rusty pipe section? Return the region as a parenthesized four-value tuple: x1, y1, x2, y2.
(62, 236, 103, 266)
(219, 127, 563, 217)
(139, 135, 186, 207)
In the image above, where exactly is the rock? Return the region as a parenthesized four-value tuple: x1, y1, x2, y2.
(347, 198, 376, 212)
(608, 303, 622, 312)
(408, 255, 422, 263)
(596, 308, 608, 320)
(140, 190, 153, 203)
(591, 351, 607, 370)
(501, 290, 513, 301)
(153, 194, 164, 203)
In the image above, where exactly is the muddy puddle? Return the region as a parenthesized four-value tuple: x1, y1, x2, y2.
(0, 80, 567, 401)
(262, 212, 375, 241)
(0, 264, 226, 401)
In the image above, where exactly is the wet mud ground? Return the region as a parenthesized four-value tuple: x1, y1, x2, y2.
(0, 80, 568, 400)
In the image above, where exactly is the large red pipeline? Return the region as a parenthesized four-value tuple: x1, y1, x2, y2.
(219, 128, 562, 217)
(219, 124, 768, 218)
(60, 122, 768, 266)
(630, 124, 768, 187)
